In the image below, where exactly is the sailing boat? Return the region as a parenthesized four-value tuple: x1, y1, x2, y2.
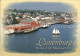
(52, 28, 60, 35)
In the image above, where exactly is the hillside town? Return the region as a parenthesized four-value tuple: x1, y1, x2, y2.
(3, 9, 77, 34)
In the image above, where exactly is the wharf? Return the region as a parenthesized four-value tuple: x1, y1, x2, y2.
(4, 19, 73, 34)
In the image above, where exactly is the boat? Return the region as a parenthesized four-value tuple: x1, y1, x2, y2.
(24, 30, 30, 33)
(24, 28, 33, 33)
(52, 28, 60, 35)
(4, 29, 14, 34)
(64, 21, 68, 23)
(4, 30, 10, 34)
(48, 23, 52, 25)
(42, 24, 49, 28)
(8, 29, 14, 33)
(64, 21, 72, 24)
(24, 28, 38, 33)
(14, 30, 24, 33)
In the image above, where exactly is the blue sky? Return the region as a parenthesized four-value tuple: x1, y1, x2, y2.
(7, 2, 76, 12)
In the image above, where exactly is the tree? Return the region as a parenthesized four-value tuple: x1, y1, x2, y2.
(13, 9, 17, 12)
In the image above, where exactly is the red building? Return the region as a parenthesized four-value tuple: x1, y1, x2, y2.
(5, 21, 40, 31)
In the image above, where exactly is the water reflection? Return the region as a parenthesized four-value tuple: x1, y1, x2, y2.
(52, 35, 60, 40)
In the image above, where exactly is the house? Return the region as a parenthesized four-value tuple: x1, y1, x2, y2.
(15, 17, 21, 22)
(22, 13, 31, 18)
(58, 16, 66, 21)
(31, 17, 40, 21)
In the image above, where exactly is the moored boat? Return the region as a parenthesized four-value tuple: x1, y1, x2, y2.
(42, 24, 49, 28)
(4, 29, 14, 34)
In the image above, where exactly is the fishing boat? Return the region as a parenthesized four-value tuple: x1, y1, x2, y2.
(52, 28, 60, 35)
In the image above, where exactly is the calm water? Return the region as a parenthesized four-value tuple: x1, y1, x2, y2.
(3, 24, 77, 53)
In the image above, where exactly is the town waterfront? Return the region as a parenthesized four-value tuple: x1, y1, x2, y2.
(3, 23, 77, 53)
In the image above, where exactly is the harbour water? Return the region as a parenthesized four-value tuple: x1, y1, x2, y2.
(3, 23, 77, 53)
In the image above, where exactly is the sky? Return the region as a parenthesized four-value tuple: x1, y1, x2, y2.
(7, 2, 77, 12)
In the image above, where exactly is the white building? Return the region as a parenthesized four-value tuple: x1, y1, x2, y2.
(31, 17, 40, 21)
(41, 17, 52, 20)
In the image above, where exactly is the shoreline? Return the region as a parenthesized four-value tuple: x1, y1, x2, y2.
(4, 18, 77, 35)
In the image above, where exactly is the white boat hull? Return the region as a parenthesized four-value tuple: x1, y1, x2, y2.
(52, 33, 60, 35)
(4, 30, 10, 34)
(4, 29, 14, 34)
